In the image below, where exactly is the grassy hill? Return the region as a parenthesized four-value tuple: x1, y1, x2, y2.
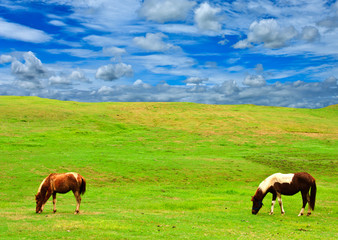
(0, 96, 337, 239)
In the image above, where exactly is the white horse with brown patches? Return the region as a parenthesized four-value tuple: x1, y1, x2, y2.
(251, 172, 316, 216)
(35, 172, 86, 214)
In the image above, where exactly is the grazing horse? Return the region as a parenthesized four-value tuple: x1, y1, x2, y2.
(35, 172, 86, 214)
(251, 172, 316, 216)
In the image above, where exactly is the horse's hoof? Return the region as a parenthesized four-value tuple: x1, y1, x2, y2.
(269, 212, 274, 215)
(298, 213, 303, 216)
(74, 211, 79, 214)
(53, 210, 57, 213)
(307, 213, 311, 216)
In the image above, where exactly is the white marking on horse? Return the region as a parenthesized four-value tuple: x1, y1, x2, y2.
(258, 173, 294, 194)
(37, 177, 47, 193)
(270, 200, 276, 215)
(69, 172, 79, 182)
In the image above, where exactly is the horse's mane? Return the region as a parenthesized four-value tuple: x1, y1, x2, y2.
(36, 174, 54, 200)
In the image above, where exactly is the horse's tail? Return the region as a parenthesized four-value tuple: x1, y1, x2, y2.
(80, 177, 86, 195)
(310, 180, 316, 210)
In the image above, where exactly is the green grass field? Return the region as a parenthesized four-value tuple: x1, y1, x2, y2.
(0, 96, 337, 239)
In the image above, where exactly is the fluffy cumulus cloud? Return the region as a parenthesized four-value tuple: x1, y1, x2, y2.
(96, 63, 133, 81)
(10, 51, 48, 89)
(0, 17, 51, 43)
(138, 0, 196, 23)
(133, 33, 180, 52)
(194, 2, 222, 32)
(234, 19, 298, 49)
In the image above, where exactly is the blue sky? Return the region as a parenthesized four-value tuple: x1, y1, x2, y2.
(0, 0, 337, 108)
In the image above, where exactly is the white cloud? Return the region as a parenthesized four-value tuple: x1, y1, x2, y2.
(64, 0, 141, 31)
(97, 86, 114, 95)
(234, 19, 298, 49)
(139, 0, 196, 23)
(49, 20, 66, 27)
(49, 69, 90, 86)
(0, 54, 14, 64)
(133, 33, 180, 52)
(133, 79, 152, 88)
(69, 70, 90, 83)
(96, 63, 133, 81)
(11, 51, 48, 84)
(0, 17, 51, 43)
(194, 2, 222, 32)
(49, 75, 71, 85)
(103, 47, 127, 57)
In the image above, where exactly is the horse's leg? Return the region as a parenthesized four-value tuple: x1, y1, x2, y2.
(73, 191, 81, 214)
(53, 193, 57, 213)
(298, 191, 308, 216)
(306, 193, 312, 216)
(277, 192, 285, 215)
(270, 192, 277, 215)
(41, 190, 52, 213)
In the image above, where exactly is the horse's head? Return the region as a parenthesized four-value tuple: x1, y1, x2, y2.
(251, 196, 263, 215)
(35, 193, 43, 213)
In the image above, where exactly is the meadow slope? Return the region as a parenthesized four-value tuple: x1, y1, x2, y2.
(0, 96, 337, 239)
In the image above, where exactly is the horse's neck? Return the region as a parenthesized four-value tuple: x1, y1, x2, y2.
(38, 175, 52, 194)
(254, 188, 267, 201)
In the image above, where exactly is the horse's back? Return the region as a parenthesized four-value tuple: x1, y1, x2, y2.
(294, 172, 315, 184)
(51, 172, 83, 193)
(274, 173, 294, 184)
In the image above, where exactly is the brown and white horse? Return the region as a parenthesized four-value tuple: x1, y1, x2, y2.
(35, 172, 86, 214)
(251, 172, 316, 216)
